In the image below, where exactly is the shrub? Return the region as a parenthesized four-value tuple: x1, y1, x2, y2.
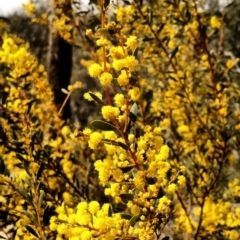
(0, 0, 240, 240)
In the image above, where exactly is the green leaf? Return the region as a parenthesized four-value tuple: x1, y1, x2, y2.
(61, 88, 69, 94)
(162, 237, 170, 240)
(130, 103, 138, 117)
(119, 165, 135, 173)
(165, 0, 173, 5)
(170, 46, 179, 60)
(130, 215, 141, 226)
(24, 211, 38, 225)
(162, 36, 170, 44)
(148, 10, 153, 24)
(16, 153, 26, 162)
(121, 214, 132, 220)
(23, 83, 31, 90)
(36, 163, 44, 181)
(89, 93, 105, 105)
(17, 188, 33, 206)
(142, 37, 154, 42)
(130, 103, 138, 123)
(112, 78, 118, 84)
(123, 0, 130, 4)
(157, 23, 165, 34)
(119, 194, 134, 204)
(108, 205, 113, 217)
(104, 0, 110, 8)
(19, 72, 30, 79)
(57, 220, 68, 223)
(133, 47, 138, 59)
(175, 92, 185, 98)
(23, 160, 31, 176)
(23, 179, 32, 188)
(184, 8, 191, 22)
(26, 100, 35, 114)
(25, 225, 39, 238)
(91, 120, 118, 131)
(16, 153, 31, 176)
(38, 190, 45, 208)
(36, 181, 45, 193)
(225, 1, 234, 8)
(168, 75, 177, 82)
(102, 139, 128, 150)
(96, 28, 110, 36)
(117, 142, 129, 151)
(145, 177, 157, 185)
(43, 205, 50, 225)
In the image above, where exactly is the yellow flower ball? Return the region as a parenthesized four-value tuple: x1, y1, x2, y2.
(99, 72, 113, 86)
(88, 63, 102, 77)
(101, 105, 120, 121)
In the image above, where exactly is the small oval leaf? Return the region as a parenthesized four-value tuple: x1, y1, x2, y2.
(121, 214, 132, 220)
(145, 177, 157, 185)
(96, 28, 110, 36)
(38, 190, 45, 208)
(130, 215, 141, 226)
(18, 188, 33, 206)
(24, 211, 38, 225)
(108, 205, 113, 217)
(43, 205, 50, 225)
(61, 88, 69, 94)
(170, 45, 179, 60)
(25, 225, 39, 238)
(119, 194, 134, 204)
(89, 93, 105, 105)
(102, 139, 128, 150)
(117, 142, 129, 151)
(36, 163, 44, 181)
(130, 103, 138, 122)
(119, 165, 135, 173)
(91, 120, 117, 131)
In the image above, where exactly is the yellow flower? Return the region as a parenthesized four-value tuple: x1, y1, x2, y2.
(156, 145, 169, 161)
(117, 70, 129, 86)
(177, 125, 189, 134)
(177, 175, 186, 186)
(114, 93, 125, 107)
(129, 87, 141, 101)
(81, 230, 92, 240)
(110, 46, 125, 59)
(226, 58, 239, 69)
(84, 91, 103, 102)
(101, 106, 120, 121)
(84, 92, 93, 101)
(157, 196, 171, 213)
(88, 63, 102, 77)
(104, 131, 117, 140)
(168, 183, 177, 193)
(61, 126, 71, 136)
(88, 201, 100, 215)
(88, 132, 102, 149)
(86, 29, 93, 36)
(126, 36, 137, 51)
(96, 38, 108, 47)
(99, 72, 113, 86)
(210, 16, 221, 29)
(124, 55, 138, 71)
(83, 127, 92, 136)
(22, 2, 35, 16)
(112, 59, 125, 71)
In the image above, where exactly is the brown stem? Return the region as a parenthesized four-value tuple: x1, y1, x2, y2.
(194, 196, 206, 240)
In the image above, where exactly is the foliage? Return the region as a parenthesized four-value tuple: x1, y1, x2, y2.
(0, 0, 240, 240)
